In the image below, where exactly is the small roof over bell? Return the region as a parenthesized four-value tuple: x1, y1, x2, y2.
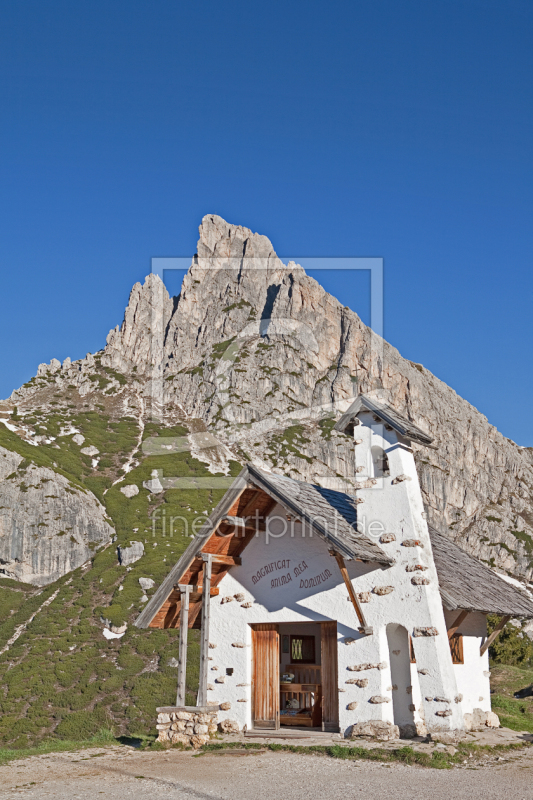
(334, 395, 434, 447)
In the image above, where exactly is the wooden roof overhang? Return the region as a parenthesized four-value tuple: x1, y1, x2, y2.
(135, 470, 276, 630)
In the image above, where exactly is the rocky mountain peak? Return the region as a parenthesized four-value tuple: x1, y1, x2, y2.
(3, 215, 533, 586)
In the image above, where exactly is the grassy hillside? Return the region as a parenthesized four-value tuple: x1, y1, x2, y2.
(490, 664, 533, 733)
(0, 407, 241, 748)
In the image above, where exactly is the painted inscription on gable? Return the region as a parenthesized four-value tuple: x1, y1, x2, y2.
(251, 560, 292, 585)
(251, 559, 333, 592)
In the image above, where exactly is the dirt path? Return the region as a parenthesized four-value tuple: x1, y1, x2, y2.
(3, 746, 533, 800)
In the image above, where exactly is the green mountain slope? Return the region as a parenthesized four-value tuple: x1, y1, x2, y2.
(0, 406, 241, 748)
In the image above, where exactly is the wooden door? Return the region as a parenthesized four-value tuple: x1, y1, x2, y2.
(321, 620, 339, 732)
(251, 624, 280, 729)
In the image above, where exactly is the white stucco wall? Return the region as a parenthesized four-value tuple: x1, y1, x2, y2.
(444, 610, 491, 715)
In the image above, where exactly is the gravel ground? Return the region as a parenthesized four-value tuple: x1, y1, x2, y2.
(3, 745, 533, 800)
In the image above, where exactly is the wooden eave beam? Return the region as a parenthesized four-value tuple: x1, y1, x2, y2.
(480, 614, 511, 657)
(210, 554, 242, 566)
(330, 550, 372, 635)
(220, 515, 267, 532)
(173, 584, 219, 596)
(447, 609, 468, 639)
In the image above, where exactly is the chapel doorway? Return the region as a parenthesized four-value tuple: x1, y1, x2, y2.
(251, 621, 339, 732)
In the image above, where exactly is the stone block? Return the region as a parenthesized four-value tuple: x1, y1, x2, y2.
(219, 719, 240, 734)
(412, 626, 439, 637)
(157, 713, 171, 724)
(349, 721, 399, 741)
(372, 586, 394, 595)
(464, 708, 500, 731)
(117, 541, 144, 566)
(399, 723, 417, 739)
(347, 702, 358, 711)
(411, 576, 430, 585)
(347, 662, 386, 672)
(369, 695, 391, 704)
(190, 734, 209, 749)
(379, 533, 396, 543)
(170, 733, 190, 746)
(194, 724, 209, 735)
(346, 678, 369, 687)
(219, 702, 231, 710)
(430, 730, 466, 744)
(392, 474, 411, 484)
(121, 484, 139, 498)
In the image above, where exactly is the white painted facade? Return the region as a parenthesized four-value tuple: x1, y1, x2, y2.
(204, 409, 492, 736)
(444, 610, 491, 716)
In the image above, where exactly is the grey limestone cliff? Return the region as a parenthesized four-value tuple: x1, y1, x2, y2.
(0, 445, 113, 585)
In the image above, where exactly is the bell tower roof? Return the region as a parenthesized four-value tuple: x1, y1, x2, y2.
(334, 395, 434, 447)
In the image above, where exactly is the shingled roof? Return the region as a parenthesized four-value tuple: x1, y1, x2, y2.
(429, 525, 533, 617)
(247, 465, 392, 565)
(334, 395, 434, 447)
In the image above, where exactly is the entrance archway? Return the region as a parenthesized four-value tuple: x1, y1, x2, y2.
(386, 624, 415, 731)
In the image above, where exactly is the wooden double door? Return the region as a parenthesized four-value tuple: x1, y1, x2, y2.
(251, 621, 339, 731)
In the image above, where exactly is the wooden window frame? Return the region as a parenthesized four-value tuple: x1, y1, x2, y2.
(449, 632, 464, 664)
(290, 634, 316, 664)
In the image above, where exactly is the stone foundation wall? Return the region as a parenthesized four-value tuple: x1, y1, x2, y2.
(156, 705, 219, 748)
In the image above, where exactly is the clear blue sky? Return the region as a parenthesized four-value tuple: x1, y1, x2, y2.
(1, 1, 532, 444)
